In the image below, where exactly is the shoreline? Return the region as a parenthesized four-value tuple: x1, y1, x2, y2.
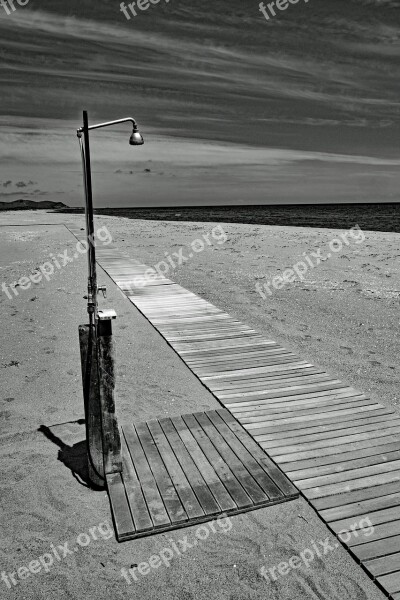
(53, 202, 400, 234)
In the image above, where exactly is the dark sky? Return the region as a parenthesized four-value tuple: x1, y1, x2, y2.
(1, 0, 400, 207)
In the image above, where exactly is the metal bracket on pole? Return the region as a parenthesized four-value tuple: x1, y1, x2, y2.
(98, 309, 117, 321)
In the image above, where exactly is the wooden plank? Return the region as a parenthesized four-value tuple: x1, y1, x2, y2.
(206, 369, 324, 386)
(178, 414, 253, 509)
(156, 315, 234, 325)
(331, 506, 400, 534)
(106, 472, 135, 541)
(185, 348, 290, 363)
(194, 354, 300, 372)
(179, 340, 278, 354)
(158, 417, 224, 514)
(377, 572, 400, 594)
(227, 388, 363, 409)
(227, 391, 365, 412)
(135, 422, 188, 524)
(237, 398, 373, 421)
(365, 552, 400, 577)
(219, 381, 351, 401)
(303, 469, 400, 500)
(262, 413, 400, 444)
(280, 439, 400, 473)
(353, 535, 400, 561)
(146, 419, 205, 520)
(120, 434, 153, 532)
(212, 368, 324, 388)
(194, 358, 301, 375)
(171, 338, 268, 352)
(323, 491, 400, 524)
(208, 373, 333, 391)
(216, 409, 298, 498)
(266, 425, 400, 457)
(244, 400, 377, 427)
(225, 386, 356, 405)
(270, 429, 400, 463)
(288, 450, 400, 482)
(178, 341, 279, 354)
(167, 328, 257, 339)
(123, 425, 171, 528)
(206, 410, 284, 501)
(164, 324, 253, 334)
(170, 415, 239, 512)
(296, 458, 400, 490)
(192, 412, 270, 505)
(238, 408, 392, 437)
(311, 481, 400, 512)
(250, 404, 384, 437)
(347, 520, 400, 547)
(202, 362, 314, 381)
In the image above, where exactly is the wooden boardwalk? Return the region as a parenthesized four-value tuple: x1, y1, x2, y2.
(109, 409, 298, 541)
(66, 225, 400, 599)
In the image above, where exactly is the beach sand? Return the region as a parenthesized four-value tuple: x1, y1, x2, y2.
(0, 210, 393, 600)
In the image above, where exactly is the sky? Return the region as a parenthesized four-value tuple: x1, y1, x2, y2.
(0, 0, 400, 207)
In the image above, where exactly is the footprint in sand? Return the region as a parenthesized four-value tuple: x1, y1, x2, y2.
(340, 346, 353, 355)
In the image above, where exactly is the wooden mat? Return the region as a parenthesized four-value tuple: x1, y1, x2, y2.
(66, 226, 400, 598)
(108, 409, 298, 541)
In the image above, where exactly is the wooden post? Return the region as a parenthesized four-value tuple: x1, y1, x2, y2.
(97, 315, 122, 474)
(79, 324, 105, 488)
(79, 310, 122, 488)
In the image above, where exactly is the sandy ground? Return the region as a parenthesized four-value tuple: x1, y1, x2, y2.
(0, 210, 392, 600)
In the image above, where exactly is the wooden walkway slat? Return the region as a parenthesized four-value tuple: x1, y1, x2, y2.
(120, 434, 153, 532)
(169, 414, 238, 513)
(65, 226, 400, 599)
(158, 417, 223, 515)
(122, 424, 171, 528)
(146, 419, 204, 520)
(135, 421, 188, 524)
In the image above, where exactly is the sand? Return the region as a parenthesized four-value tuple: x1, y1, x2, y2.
(0, 210, 391, 600)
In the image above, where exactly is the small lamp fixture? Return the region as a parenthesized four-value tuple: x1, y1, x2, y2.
(129, 125, 144, 146)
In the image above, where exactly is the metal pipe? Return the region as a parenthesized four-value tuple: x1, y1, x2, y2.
(78, 134, 93, 323)
(82, 110, 98, 323)
(77, 117, 138, 134)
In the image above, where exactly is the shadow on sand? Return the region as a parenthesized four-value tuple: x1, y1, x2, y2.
(38, 421, 104, 490)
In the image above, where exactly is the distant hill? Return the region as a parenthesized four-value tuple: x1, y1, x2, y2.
(0, 200, 68, 211)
